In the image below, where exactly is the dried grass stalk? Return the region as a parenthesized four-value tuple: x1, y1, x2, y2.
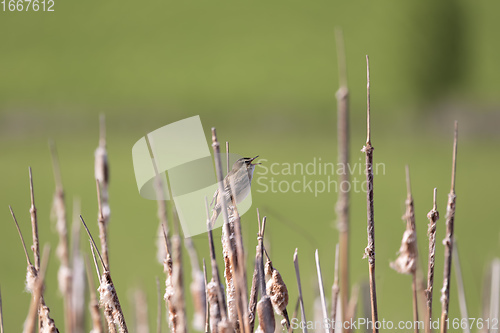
(440, 122, 458, 333)
(361, 55, 379, 333)
(293, 248, 308, 333)
(315, 250, 329, 333)
(81, 215, 128, 333)
(425, 188, 439, 333)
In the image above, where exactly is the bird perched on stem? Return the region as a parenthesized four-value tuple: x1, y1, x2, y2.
(210, 156, 260, 227)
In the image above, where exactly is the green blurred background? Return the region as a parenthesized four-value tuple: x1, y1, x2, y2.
(1, 0, 499, 331)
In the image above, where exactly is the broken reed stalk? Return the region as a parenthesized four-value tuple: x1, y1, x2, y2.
(49, 143, 73, 333)
(25, 245, 54, 333)
(334, 28, 350, 325)
(315, 250, 330, 333)
(211, 127, 242, 331)
(81, 215, 128, 333)
(361, 55, 379, 333)
(440, 121, 458, 333)
(10, 206, 58, 332)
(293, 248, 308, 333)
(331, 244, 340, 333)
(425, 188, 439, 333)
(84, 255, 104, 333)
(452, 242, 470, 333)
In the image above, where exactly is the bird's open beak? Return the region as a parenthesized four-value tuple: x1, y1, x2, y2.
(250, 155, 261, 165)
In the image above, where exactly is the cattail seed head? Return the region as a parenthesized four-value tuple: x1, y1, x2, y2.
(264, 260, 289, 316)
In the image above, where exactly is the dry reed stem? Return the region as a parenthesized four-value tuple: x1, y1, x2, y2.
(205, 198, 228, 322)
(95, 114, 110, 224)
(10, 206, 58, 332)
(361, 55, 379, 333)
(249, 212, 266, 333)
(440, 121, 458, 333)
(154, 167, 171, 264)
(81, 215, 128, 333)
(207, 280, 222, 333)
(25, 245, 57, 333)
(49, 144, 73, 333)
(293, 248, 308, 333)
(185, 237, 207, 331)
(96, 180, 110, 270)
(425, 189, 439, 333)
(334, 28, 350, 325)
(331, 244, 340, 333)
(202, 260, 210, 333)
(452, 242, 470, 333)
(28, 167, 40, 271)
(228, 196, 251, 333)
(169, 234, 187, 333)
(315, 250, 330, 333)
(84, 255, 104, 333)
(211, 128, 240, 331)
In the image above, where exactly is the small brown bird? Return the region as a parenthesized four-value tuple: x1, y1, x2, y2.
(210, 156, 260, 227)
